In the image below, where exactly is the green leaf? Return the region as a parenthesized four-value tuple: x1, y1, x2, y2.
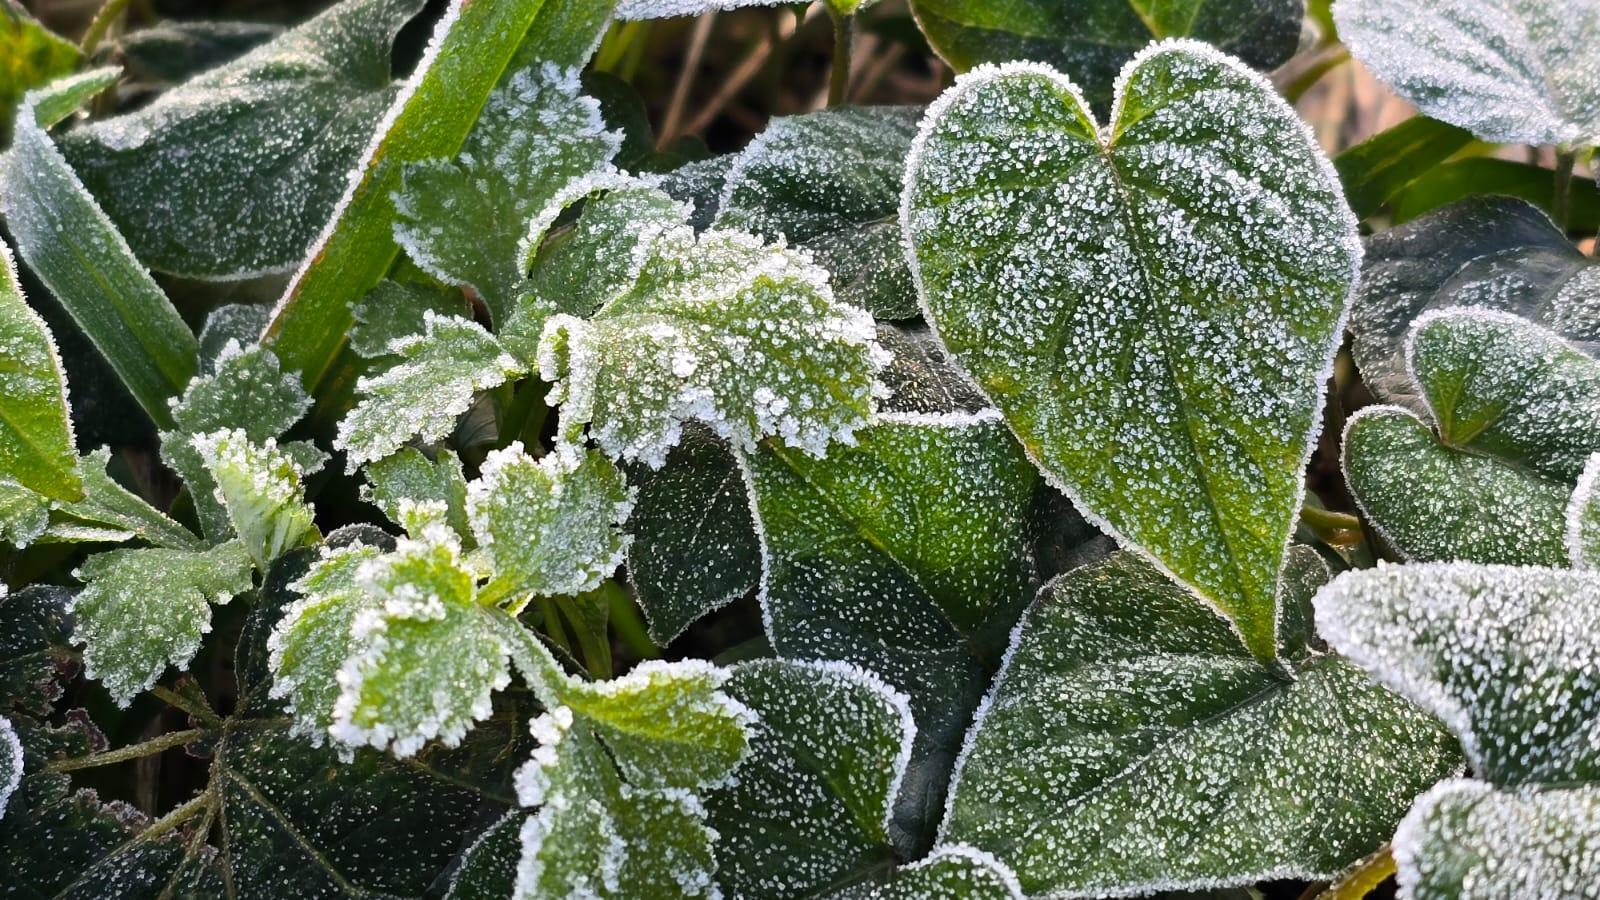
(348, 279, 472, 359)
(907, 0, 1302, 108)
(58, 0, 425, 280)
(0, 585, 75, 715)
(0, 478, 48, 548)
(827, 845, 1023, 899)
(114, 20, 283, 84)
(745, 411, 1041, 849)
(0, 235, 79, 503)
(262, 0, 609, 392)
(1571, 453, 1600, 568)
(161, 343, 312, 542)
(469, 444, 633, 604)
(445, 811, 523, 898)
(196, 304, 271, 373)
(192, 429, 320, 567)
(0, 70, 199, 429)
(875, 322, 990, 417)
(651, 154, 734, 230)
(1388, 158, 1600, 231)
(363, 446, 472, 541)
(0, 1, 79, 143)
(393, 62, 622, 324)
(49, 448, 202, 550)
(624, 424, 759, 645)
(941, 550, 1461, 897)
(1314, 562, 1600, 785)
(335, 313, 525, 470)
(540, 208, 884, 467)
(713, 106, 922, 320)
(1343, 406, 1570, 565)
(903, 46, 1359, 664)
(1392, 780, 1600, 900)
(1332, 116, 1475, 220)
(707, 659, 915, 897)
(1350, 196, 1598, 411)
(70, 540, 255, 706)
(1335, 0, 1600, 147)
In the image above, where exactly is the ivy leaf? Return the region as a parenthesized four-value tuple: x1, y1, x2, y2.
(875, 323, 989, 417)
(713, 106, 922, 319)
(624, 424, 760, 645)
(1571, 453, 1600, 568)
(348, 280, 472, 359)
(0, 585, 75, 715)
(0, 2, 79, 143)
(70, 540, 255, 706)
(1393, 780, 1600, 900)
(745, 411, 1042, 850)
(707, 659, 915, 897)
(57, 0, 426, 278)
(0, 236, 80, 503)
(903, 46, 1359, 664)
(192, 428, 320, 567)
(392, 62, 622, 323)
(907, 0, 1302, 109)
(1335, 0, 1600, 147)
(941, 550, 1461, 897)
(540, 214, 885, 467)
(1351, 196, 1599, 412)
(469, 444, 634, 604)
(363, 446, 472, 542)
(335, 312, 525, 470)
(1314, 562, 1600, 785)
(829, 845, 1023, 899)
(48, 448, 202, 550)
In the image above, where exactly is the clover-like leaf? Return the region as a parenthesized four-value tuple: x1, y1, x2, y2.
(335, 312, 525, 470)
(714, 106, 922, 319)
(1351, 197, 1600, 412)
(744, 410, 1041, 848)
(469, 443, 633, 604)
(830, 845, 1023, 899)
(941, 550, 1461, 897)
(539, 215, 884, 468)
(1336, 0, 1600, 147)
(1570, 453, 1600, 568)
(1315, 562, 1600, 785)
(70, 540, 255, 706)
(46, 448, 202, 549)
(908, 0, 1302, 109)
(0, 236, 79, 503)
(393, 62, 622, 323)
(58, 0, 427, 278)
(193, 429, 319, 568)
(903, 45, 1359, 664)
(363, 446, 472, 541)
(1393, 780, 1600, 900)
(707, 659, 916, 897)
(348, 280, 472, 359)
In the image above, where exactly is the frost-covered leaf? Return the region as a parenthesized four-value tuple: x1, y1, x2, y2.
(193, 428, 319, 567)
(48, 448, 201, 550)
(941, 550, 1461, 897)
(363, 446, 471, 541)
(1409, 309, 1600, 481)
(0, 714, 19, 818)
(745, 412, 1041, 848)
(335, 312, 524, 470)
(0, 585, 75, 715)
(0, 236, 80, 503)
(1393, 780, 1600, 900)
(1314, 562, 1600, 785)
(0, 478, 48, 548)
(196, 304, 270, 373)
(446, 811, 523, 898)
(329, 530, 514, 757)
(392, 62, 622, 323)
(875, 323, 988, 417)
(707, 659, 915, 897)
(115, 19, 283, 84)
(162, 341, 311, 541)
(0, 2, 78, 142)
(625, 424, 759, 644)
(1570, 453, 1600, 568)
(908, 0, 1302, 109)
(540, 220, 884, 467)
(714, 107, 922, 319)
(57, 0, 426, 278)
(70, 540, 254, 706)
(613, 0, 879, 19)
(829, 845, 1023, 899)
(1351, 196, 1600, 411)
(903, 47, 1359, 663)
(650, 154, 735, 230)
(1343, 405, 1570, 566)
(469, 444, 633, 603)
(1335, 0, 1600, 147)
(348, 280, 471, 359)
(0, 70, 200, 428)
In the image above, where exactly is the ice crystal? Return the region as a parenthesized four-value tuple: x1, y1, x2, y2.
(0, 478, 51, 549)
(196, 304, 271, 374)
(902, 44, 1360, 663)
(192, 429, 319, 568)
(1569, 453, 1600, 568)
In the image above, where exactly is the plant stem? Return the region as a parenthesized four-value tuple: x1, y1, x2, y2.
(152, 683, 221, 728)
(827, 7, 854, 107)
(1282, 46, 1350, 104)
(80, 0, 133, 55)
(1553, 149, 1576, 231)
(1299, 505, 1365, 547)
(659, 12, 716, 147)
(46, 728, 205, 774)
(1315, 845, 1396, 899)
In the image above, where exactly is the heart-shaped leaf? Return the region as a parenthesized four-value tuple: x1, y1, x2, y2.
(0, 236, 79, 503)
(1393, 780, 1600, 900)
(941, 550, 1461, 897)
(908, 0, 1303, 109)
(903, 44, 1359, 663)
(1335, 0, 1600, 147)
(1571, 453, 1600, 568)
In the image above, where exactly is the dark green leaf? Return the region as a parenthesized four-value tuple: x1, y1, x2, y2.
(1390, 158, 1600, 230)
(0, 585, 75, 715)
(1332, 116, 1475, 219)
(116, 20, 284, 84)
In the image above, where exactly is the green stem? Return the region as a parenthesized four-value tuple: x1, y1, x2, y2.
(1314, 845, 1396, 899)
(151, 684, 221, 728)
(1299, 505, 1364, 547)
(80, 0, 133, 55)
(46, 729, 205, 774)
(1553, 149, 1576, 231)
(537, 595, 573, 654)
(827, 7, 853, 107)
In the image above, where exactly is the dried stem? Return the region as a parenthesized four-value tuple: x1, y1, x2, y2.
(46, 729, 205, 774)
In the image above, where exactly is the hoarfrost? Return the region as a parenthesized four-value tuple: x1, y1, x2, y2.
(192, 428, 319, 567)
(1569, 453, 1600, 568)
(0, 715, 20, 819)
